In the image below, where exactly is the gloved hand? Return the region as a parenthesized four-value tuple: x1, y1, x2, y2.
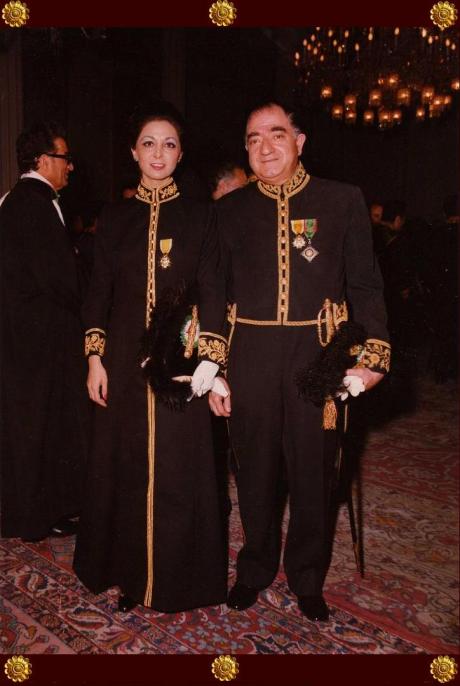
(211, 376, 229, 398)
(191, 360, 219, 397)
(337, 374, 366, 401)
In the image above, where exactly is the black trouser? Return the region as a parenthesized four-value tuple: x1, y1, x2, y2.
(228, 324, 338, 597)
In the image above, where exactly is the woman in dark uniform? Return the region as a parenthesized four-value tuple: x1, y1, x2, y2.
(73, 102, 228, 613)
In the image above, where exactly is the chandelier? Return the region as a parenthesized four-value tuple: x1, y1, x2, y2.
(294, 27, 459, 129)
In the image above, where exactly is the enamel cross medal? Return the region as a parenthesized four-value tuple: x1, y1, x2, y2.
(159, 238, 172, 268)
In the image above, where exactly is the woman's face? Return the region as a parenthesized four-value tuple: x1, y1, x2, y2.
(132, 119, 182, 188)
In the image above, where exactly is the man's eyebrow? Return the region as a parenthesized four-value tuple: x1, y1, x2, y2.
(246, 125, 288, 140)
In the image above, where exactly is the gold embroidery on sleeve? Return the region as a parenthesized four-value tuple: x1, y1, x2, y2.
(198, 333, 228, 367)
(84, 329, 106, 357)
(356, 338, 391, 372)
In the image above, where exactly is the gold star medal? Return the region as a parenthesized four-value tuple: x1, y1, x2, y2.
(4, 656, 32, 682)
(430, 656, 458, 683)
(301, 218, 319, 261)
(209, 0, 237, 26)
(2, 0, 29, 27)
(211, 655, 239, 681)
(430, 2, 458, 29)
(159, 238, 172, 269)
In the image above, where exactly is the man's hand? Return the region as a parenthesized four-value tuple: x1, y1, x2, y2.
(345, 367, 384, 391)
(209, 377, 231, 417)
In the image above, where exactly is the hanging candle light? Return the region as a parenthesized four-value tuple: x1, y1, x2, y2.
(396, 87, 411, 106)
(369, 89, 382, 106)
(363, 109, 375, 125)
(345, 109, 357, 125)
(331, 104, 344, 120)
(321, 85, 333, 99)
(378, 109, 392, 129)
(416, 106, 426, 121)
(421, 86, 435, 103)
(344, 93, 357, 108)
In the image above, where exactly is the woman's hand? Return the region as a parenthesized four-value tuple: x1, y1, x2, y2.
(191, 360, 219, 397)
(87, 355, 108, 407)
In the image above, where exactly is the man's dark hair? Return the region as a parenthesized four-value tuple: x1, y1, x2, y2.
(381, 200, 406, 223)
(127, 100, 186, 149)
(209, 160, 246, 193)
(16, 121, 66, 174)
(244, 99, 306, 137)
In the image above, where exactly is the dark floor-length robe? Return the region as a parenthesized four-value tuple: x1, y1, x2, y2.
(73, 178, 228, 612)
(0, 177, 88, 540)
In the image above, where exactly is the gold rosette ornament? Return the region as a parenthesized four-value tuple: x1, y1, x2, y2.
(430, 656, 458, 683)
(209, 0, 237, 26)
(4, 656, 32, 683)
(211, 655, 239, 681)
(430, 1, 458, 29)
(2, 0, 29, 27)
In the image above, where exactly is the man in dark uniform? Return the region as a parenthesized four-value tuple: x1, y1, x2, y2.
(209, 101, 390, 622)
(0, 121, 88, 541)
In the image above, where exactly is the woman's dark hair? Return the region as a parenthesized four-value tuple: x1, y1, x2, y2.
(128, 100, 186, 149)
(16, 120, 66, 174)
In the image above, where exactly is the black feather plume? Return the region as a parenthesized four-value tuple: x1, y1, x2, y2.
(296, 321, 367, 406)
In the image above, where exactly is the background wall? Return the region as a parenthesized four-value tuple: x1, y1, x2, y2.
(1, 27, 458, 222)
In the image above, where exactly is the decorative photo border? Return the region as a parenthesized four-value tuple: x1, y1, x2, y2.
(1, 1, 458, 684)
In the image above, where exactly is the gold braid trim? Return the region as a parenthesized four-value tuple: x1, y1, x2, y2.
(317, 299, 349, 347)
(257, 162, 310, 199)
(198, 332, 228, 368)
(135, 178, 179, 205)
(356, 338, 391, 373)
(85, 328, 106, 357)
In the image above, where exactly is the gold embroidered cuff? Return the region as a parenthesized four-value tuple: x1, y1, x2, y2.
(356, 338, 391, 373)
(85, 328, 106, 357)
(198, 332, 228, 370)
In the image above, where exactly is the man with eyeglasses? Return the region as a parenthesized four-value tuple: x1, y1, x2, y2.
(0, 121, 88, 542)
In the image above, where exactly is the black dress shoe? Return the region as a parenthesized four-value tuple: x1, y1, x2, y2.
(118, 594, 137, 613)
(227, 582, 259, 611)
(50, 517, 78, 537)
(21, 535, 47, 543)
(298, 595, 329, 621)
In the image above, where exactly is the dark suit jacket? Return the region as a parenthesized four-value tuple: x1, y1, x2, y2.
(0, 177, 88, 539)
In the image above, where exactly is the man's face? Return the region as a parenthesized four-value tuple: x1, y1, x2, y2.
(37, 137, 73, 191)
(370, 204, 383, 226)
(245, 105, 306, 186)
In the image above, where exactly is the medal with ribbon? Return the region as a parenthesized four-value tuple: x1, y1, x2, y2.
(290, 218, 319, 262)
(159, 238, 172, 269)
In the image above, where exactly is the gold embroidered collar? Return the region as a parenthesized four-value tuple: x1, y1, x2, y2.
(135, 178, 180, 204)
(257, 162, 310, 200)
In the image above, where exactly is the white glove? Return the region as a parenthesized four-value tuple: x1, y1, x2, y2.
(337, 375, 366, 401)
(211, 377, 229, 398)
(191, 360, 219, 397)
